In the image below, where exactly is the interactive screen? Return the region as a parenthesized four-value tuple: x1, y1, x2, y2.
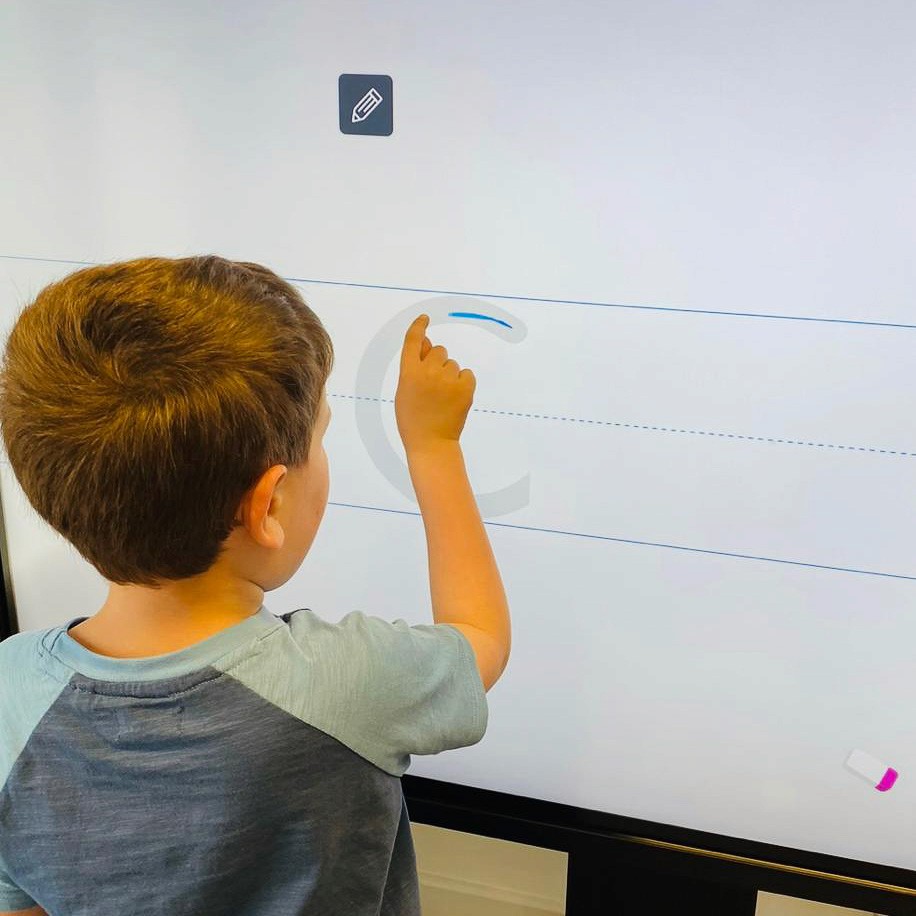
(2, 0, 915, 874)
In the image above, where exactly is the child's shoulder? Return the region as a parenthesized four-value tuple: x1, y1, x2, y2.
(0, 626, 68, 783)
(279, 606, 463, 652)
(0, 627, 49, 684)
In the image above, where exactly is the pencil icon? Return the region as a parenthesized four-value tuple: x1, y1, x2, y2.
(339, 75, 392, 135)
(352, 88, 383, 123)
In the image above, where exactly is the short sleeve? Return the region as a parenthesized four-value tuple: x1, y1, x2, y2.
(293, 611, 489, 777)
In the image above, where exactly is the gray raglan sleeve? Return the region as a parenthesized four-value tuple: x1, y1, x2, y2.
(0, 852, 38, 911)
(290, 610, 489, 777)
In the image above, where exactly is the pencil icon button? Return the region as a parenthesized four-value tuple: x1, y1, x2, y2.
(339, 74, 393, 136)
(352, 87, 383, 123)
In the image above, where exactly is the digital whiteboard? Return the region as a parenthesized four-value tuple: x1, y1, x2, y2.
(2, 0, 916, 875)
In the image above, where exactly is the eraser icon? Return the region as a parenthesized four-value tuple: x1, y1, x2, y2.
(846, 748, 898, 792)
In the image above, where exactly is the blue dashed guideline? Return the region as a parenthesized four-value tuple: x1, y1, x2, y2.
(329, 393, 915, 458)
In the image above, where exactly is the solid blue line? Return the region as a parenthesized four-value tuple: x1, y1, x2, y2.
(327, 501, 916, 581)
(448, 311, 513, 329)
(2, 254, 914, 330)
(287, 278, 916, 330)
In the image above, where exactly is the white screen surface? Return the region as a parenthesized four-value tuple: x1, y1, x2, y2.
(2, 0, 916, 873)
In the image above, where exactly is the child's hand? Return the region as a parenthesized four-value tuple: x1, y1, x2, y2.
(395, 314, 476, 454)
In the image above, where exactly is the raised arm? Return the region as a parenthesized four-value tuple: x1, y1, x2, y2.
(395, 315, 511, 690)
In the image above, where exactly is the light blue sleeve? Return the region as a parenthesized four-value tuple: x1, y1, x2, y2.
(0, 630, 60, 913)
(284, 610, 489, 776)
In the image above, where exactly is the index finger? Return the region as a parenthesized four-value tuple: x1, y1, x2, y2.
(400, 314, 430, 369)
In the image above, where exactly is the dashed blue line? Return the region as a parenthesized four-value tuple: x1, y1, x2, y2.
(327, 501, 916, 582)
(2, 254, 915, 330)
(329, 393, 915, 458)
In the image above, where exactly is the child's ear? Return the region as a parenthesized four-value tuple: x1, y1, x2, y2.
(256, 513, 286, 548)
(237, 464, 288, 549)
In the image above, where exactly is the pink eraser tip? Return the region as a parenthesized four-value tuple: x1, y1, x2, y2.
(876, 768, 898, 792)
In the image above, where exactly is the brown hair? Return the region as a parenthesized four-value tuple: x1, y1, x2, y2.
(0, 255, 333, 586)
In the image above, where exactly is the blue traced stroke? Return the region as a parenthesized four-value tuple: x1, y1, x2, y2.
(448, 311, 513, 329)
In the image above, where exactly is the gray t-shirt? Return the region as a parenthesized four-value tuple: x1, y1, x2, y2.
(0, 606, 488, 914)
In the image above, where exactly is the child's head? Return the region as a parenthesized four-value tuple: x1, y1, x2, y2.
(0, 255, 334, 590)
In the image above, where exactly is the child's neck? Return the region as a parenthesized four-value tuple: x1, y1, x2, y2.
(67, 569, 264, 659)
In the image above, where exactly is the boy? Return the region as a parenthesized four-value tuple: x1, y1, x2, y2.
(0, 255, 511, 915)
